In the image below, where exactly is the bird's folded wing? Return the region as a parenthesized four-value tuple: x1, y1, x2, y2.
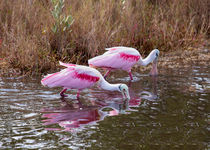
(88, 53, 128, 69)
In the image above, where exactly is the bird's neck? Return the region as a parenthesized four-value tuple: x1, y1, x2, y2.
(98, 78, 120, 92)
(137, 52, 155, 66)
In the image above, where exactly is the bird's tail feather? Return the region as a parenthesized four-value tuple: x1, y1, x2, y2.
(59, 61, 76, 68)
(41, 71, 63, 87)
(88, 55, 106, 66)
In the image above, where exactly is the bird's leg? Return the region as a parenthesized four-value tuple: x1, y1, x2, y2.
(60, 88, 68, 97)
(128, 80, 132, 87)
(76, 90, 80, 99)
(104, 70, 111, 79)
(76, 98, 83, 109)
(128, 71, 133, 80)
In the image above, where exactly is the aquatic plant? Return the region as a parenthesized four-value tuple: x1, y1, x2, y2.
(50, 0, 74, 55)
(51, 0, 74, 33)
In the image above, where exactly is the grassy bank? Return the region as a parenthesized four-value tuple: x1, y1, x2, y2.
(0, 0, 209, 75)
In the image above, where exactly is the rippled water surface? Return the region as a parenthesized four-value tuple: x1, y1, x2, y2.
(0, 63, 209, 149)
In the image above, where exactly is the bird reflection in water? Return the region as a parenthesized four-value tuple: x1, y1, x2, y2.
(41, 97, 141, 131)
(41, 76, 158, 131)
(139, 76, 158, 101)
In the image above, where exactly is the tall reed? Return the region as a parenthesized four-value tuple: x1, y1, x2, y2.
(0, 0, 209, 74)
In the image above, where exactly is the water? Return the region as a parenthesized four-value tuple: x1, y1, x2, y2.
(0, 63, 209, 149)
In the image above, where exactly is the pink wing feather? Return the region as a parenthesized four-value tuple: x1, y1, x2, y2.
(41, 63, 100, 89)
(59, 61, 76, 68)
(88, 53, 124, 69)
(88, 47, 140, 71)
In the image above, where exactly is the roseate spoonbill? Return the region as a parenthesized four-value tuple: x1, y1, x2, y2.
(41, 61, 130, 99)
(88, 46, 160, 80)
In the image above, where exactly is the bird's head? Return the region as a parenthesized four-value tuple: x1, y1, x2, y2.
(149, 49, 160, 76)
(153, 49, 160, 62)
(118, 84, 130, 100)
(155, 49, 160, 57)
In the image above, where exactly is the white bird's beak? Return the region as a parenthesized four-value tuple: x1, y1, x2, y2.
(119, 84, 130, 100)
(121, 89, 130, 100)
(150, 57, 158, 76)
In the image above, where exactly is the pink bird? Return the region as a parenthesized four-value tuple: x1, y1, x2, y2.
(88, 46, 160, 80)
(41, 61, 130, 99)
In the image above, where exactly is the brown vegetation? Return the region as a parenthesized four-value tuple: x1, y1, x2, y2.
(0, 0, 209, 75)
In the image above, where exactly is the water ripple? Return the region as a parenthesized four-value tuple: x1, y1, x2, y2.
(0, 62, 209, 149)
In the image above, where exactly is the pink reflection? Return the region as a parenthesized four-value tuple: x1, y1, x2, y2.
(41, 76, 158, 132)
(41, 97, 141, 131)
(41, 100, 103, 131)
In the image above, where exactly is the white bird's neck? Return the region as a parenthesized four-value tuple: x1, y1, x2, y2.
(98, 78, 120, 92)
(137, 51, 156, 66)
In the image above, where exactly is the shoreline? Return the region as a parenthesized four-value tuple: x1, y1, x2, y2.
(1, 45, 209, 78)
(136, 46, 210, 73)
